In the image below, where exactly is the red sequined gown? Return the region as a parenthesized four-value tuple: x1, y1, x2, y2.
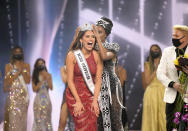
(66, 51, 97, 131)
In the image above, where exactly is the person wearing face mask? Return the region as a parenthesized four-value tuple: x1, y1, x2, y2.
(157, 25, 188, 130)
(66, 24, 103, 130)
(32, 58, 53, 131)
(3, 45, 30, 131)
(141, 44, 166, 131)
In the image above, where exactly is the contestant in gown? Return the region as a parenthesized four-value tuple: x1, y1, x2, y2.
(32, 58, 53, 131)
(3, 46, 30, 131)
(66, 24, 103, 131)
(141, 44, 166, 131)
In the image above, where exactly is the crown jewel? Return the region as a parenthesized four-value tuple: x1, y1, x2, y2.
(80, 23, 93, 31)
(96, 19, 110, 28)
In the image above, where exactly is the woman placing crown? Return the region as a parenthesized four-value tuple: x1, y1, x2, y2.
(94, 17, 125, 131)
(65, 23, 103, 131)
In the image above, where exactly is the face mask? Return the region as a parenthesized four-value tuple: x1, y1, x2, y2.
(172, 36, 184, 47)
(38, 65, 45, 71)
(13, 54, 23, 60)
(151, 51, 160, 59)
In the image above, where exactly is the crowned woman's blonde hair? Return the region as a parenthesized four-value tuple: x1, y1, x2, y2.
(173, 25, 188, 35)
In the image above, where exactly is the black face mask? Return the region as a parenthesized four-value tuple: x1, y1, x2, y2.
(38, 65, 45, 71)
(172, 36, 185, 47)
(151, 51, 160, 59)
(13, 54, 23, 60)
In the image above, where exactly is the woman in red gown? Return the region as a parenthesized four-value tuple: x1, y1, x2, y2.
(66, 24, 103, 131)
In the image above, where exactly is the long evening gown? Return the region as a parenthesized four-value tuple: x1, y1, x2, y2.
(141, 62, 166, 131)
(96, 41, 124, 131)
(66, 51, 97, 131)
(4, 64, 29, 131)
(32, 79, 53, 131)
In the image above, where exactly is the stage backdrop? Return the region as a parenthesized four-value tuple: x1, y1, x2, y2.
(0, 0, 188, 130)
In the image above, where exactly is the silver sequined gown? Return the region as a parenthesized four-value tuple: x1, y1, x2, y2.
(32, 80, 53, 131)
(4, 64, 29, 131)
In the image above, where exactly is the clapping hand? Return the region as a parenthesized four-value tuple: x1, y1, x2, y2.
(92, 25, 99, 38)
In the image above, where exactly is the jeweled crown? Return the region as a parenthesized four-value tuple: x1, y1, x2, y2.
(80, 23, 93, 31)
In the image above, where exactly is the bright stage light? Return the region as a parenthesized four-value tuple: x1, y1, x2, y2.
(80, 9, 166, 50)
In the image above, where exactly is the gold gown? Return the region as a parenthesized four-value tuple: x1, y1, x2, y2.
(4, 64, 29, 131)
(141, 62, 166, 131)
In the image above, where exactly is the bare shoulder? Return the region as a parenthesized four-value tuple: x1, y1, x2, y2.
(5, 63, 10, 68)
(67, 51, 75, 59)
(61, 65, 66, 72)
(93, 50, 100, 62)
(66, 51, 76, 63)
(119, 66, 126, 73)
(5, 63, 11, 70)
(93, 50, 100, 58)
(144, 62, 150, 69)
(48, 73, 52, 78)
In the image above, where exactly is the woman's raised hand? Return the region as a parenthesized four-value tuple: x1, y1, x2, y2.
(92, 25, 98, 37)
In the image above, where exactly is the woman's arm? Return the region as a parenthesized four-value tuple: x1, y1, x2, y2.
(116, 66, 127, 87)
(60, 66, 67, 84)
(93, 25, 115, 61)
(66, 51, 81, 103)
(3, 64, 11, 92)
(21, 63, 30, 84)
(144, 62, 156, 86)
(47, 73, 53, 90)
(93, 51, 103, 102)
